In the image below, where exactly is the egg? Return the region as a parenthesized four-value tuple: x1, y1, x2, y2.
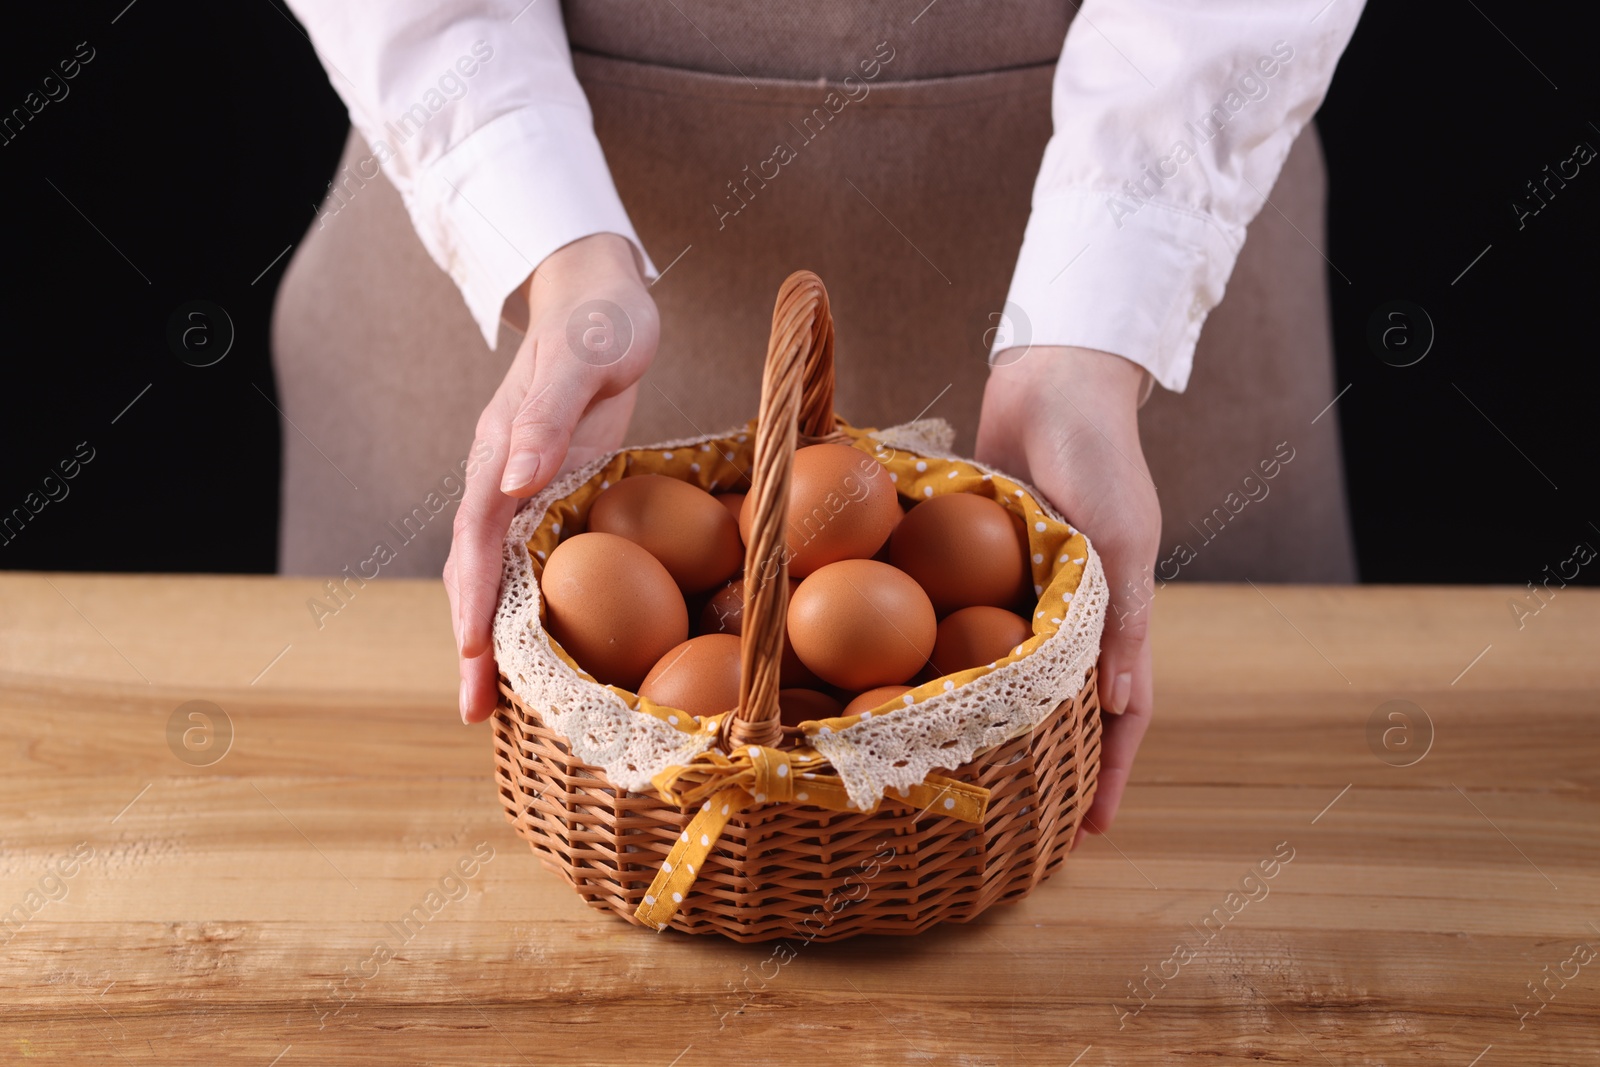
(842, 685, 911, 717)
(928, 606, 1033, 677)
(788, 559, 936, 690)
(540, 531, 688, 689)
(715, 492, 746, 525)
(740, 443, 900, 578)
(699, 578, 820, 687)
(588, 474, 744, 593)
(638, 633, 743, 717)
(778, 688, 843, 727)
(889, 493, 1032, 615)
(1004, 508, 1035, 603)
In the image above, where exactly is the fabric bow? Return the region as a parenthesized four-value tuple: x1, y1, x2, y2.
(634, 742, 990, 929)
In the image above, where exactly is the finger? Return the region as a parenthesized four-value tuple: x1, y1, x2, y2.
(459, 646, 501, 725)
(1078, 528, 1156, 839)
(444, 448, 516, 725)
(1095, 516, 1158, 716)
(561, 384, 638, 475)
(1078, 632, 1153, 840)
(500, 338, 601, 497)
(452, 431, 519, 662)
(444, 550, 461, 653)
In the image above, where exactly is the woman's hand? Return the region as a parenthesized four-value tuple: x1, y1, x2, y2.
(975, 345, 1159, 840)
(445, 233, 659, 724)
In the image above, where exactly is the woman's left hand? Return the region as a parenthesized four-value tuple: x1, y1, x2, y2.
(975, 345, 1160, 841)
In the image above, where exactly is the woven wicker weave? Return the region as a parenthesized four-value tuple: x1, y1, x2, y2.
(492, 271, 1102, 942)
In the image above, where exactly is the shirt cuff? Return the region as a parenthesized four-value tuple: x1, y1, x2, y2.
(410, 104, 656, 349)
(995, 187, 1242, 394)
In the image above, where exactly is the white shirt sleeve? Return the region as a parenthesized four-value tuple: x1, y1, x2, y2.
(997, 1, 1365, 392)
(285, 0, 656, 348)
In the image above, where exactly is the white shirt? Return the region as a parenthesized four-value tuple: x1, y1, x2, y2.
(286, 0, 1364, 393)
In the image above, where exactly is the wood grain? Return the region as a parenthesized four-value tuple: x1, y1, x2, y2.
(1, 573, 1596, 1065)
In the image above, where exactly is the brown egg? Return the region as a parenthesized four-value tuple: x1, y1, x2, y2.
(788, 559, 936, 690)
(928, 606, 1034, 677)
(1005, 506, 1037, 605)
(842, 685, 911, 718)
(589, 474, 743, 593)
(778, 688, 844, 727)
(716, 492, 746, 526)
(889, 493, 1032, 616)
(638, 633, 742, 717)
(698, 577, 820, 687)
(740, 443, 900, 578)
(697, 577, 766, 636)
(541, 532, 688, 689)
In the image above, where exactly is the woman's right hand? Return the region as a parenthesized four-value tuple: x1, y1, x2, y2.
(445, 233, 659, 724)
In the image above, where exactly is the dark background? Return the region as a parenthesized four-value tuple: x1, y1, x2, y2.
(1, 1, 1595, 584)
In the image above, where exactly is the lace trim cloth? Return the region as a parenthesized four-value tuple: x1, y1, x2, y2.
(492, 419, 1107, 811)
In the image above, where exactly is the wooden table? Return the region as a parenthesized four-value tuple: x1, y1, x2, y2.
(2, 574, 1596, 1065)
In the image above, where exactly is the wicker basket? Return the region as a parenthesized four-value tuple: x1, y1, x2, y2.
(492, 271, 1103, 942)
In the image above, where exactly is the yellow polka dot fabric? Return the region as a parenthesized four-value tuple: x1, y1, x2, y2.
(523, 420, 1090, 739)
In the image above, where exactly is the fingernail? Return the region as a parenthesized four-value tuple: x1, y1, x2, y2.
(1107, 670, 1132, 715)
(459, 678, 472, 723)
(500, 451, 540, 493)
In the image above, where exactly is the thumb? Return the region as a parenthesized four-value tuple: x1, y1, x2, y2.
(499, 338, 600, 499)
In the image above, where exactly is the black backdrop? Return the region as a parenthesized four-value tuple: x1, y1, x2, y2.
(2, 1, 1595, 585)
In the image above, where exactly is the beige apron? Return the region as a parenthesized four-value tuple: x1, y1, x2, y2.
(271, 2, 1356, 583)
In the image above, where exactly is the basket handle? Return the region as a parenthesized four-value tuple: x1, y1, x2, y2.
(726, 270, 837, 750)
(795, 281, 837, 444)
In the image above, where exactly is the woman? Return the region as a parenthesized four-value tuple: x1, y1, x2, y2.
(272, 0, 1365, 838)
